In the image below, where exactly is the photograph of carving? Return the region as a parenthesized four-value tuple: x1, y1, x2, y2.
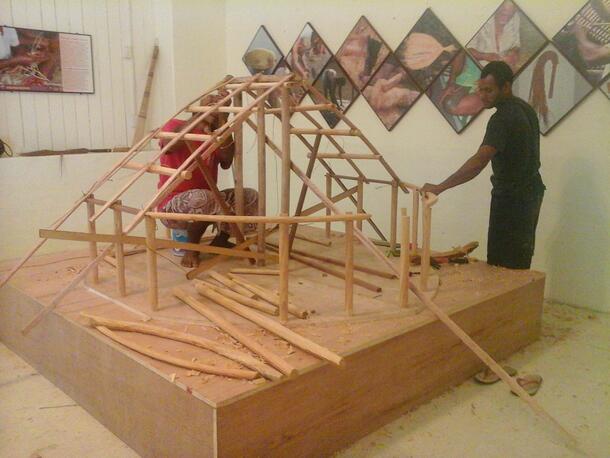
(395, 8, 460, 91)
(269, 58, 308, 106)
(335, 16, 391, 90)
(426, 50, 484, 133)
(286, 23, 332, 85)
(513, 43, 594, 134)
(466, 0, 547, 75)
(311, 57, 359, 127)
(553, 0, 610, 87)
(362, 54, 421, 130)
(0, 26, 62, 92)
(242, 25, 284, 75)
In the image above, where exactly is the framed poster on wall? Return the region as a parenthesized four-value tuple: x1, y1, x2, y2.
(0, 25, 94, 94)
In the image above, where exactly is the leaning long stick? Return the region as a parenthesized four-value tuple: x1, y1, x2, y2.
(81, 313, 281, 380)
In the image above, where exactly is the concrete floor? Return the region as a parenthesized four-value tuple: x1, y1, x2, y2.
(0, 301, 608, 458)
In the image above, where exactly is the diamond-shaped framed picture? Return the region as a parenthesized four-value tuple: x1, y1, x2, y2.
(310, 57, 360, 128)
(601, 79, 610, 99)
(286, 22, 332, 85)
(242, 25, 284, 75)
(335, 16, 392, 91)
(426, 50, 485, 134)
(552, 0, 610, 87)
(395, 8, 461, 91)
(269, 58, 308, 107)
(512, 42, 594, 135)
(362, 54, 422, 131)
(466, 0, 548, 76)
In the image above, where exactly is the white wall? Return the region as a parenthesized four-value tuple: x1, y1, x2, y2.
(0, 0, 177, 153)
(1, 0, 608, 312)
(224, 0, 610, 312)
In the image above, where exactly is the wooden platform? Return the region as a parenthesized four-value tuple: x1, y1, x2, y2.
(0, 227, 545, 457)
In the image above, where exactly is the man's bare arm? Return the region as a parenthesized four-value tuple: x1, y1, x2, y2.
(421, 145, 497, 195)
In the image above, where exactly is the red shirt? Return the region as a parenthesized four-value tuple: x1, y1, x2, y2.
(157, 118, 220, 210)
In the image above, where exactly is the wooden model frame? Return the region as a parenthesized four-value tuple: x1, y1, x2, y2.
(0, 73, 572, 442)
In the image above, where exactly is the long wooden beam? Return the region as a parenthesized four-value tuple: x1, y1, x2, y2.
(172, 288, 297, 377)
(146, 212, 370, 224)
(96, 326, 257, 380)
(197, 285, 343, 366)
(81, 313, 282, 380)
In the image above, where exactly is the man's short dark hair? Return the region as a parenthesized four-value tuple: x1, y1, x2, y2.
(480, 61, 514, 88)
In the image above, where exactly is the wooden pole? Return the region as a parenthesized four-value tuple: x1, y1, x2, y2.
(81, 313, 281, 380)
(280, 83, 291, 217)
(197, 285, 344, 366)
(390, 180, 398, 252)
(208, 271, 255, 298)
(86, 196, 99, 284)
(233, 91, 245, 234)
(421, 199, 432, 291)
(172, 288, 297, 377)
(267, 244, 396, 279)
(325, 173, 332, 238)
(195, 280, 278, 316)
(399, 209, 410, 308)
(356, 177, 364, 231)
(345, 216, 354, 316)
(256, 88, 267, 266)
(278, 219, 290, 323)
(132, 45, 159, 145)
(96, 326, 257, 380)
(226, 274, 309, 319)
(145, 216, 158, 310)
(229, 268, 279, 276)
(412, 189, 419, 251)
(112, 201, 127, 296)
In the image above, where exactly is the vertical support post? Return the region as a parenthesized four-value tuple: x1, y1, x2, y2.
(421, 199, 432, 291)
(399, 208, 410, 308)
(280, 84, 291, 217)
(233, 91, 244, 234)
(412, 190, 419, 252)
(145, 216, 158, 310)
(165, 226, 171, 240)
(390, 180, 398, 252)
(325, 173, 332, 238)
(356, 177, 364, 231)
(256, 89, 267, 266)
(86, 196, 99, 283)
(112, 201, 127, 296)
(344, 215, 354, 316)
(278, 218, 289, 323)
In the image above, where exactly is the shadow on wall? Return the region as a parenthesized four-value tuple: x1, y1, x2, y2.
(546, 158, 609, 311)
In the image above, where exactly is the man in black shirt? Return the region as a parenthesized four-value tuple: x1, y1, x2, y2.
(422, 61, 545, 269)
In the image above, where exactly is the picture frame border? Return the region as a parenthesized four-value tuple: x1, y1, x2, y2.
(241, 24, 285, 76)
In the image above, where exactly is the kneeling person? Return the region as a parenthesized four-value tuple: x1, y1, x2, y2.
(157, 92, 258, 267)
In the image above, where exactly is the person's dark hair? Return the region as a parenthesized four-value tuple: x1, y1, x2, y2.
(480, 61, 514, 88)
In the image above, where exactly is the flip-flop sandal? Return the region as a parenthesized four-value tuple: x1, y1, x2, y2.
(511, 374, 543, 396)
(474, 365, 517, 384)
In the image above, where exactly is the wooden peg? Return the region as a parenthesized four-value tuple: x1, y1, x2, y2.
(112, 201, 127, 296)
(86, 196, 99, 284)
(345, 216, 354, 316)
(390, 181, 398, 252)
(145, 216, 158, 310)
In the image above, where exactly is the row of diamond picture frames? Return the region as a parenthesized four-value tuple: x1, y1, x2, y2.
(242, 0, 609, 135)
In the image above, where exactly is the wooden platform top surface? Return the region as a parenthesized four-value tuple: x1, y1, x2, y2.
(0, 226, 545, 407)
